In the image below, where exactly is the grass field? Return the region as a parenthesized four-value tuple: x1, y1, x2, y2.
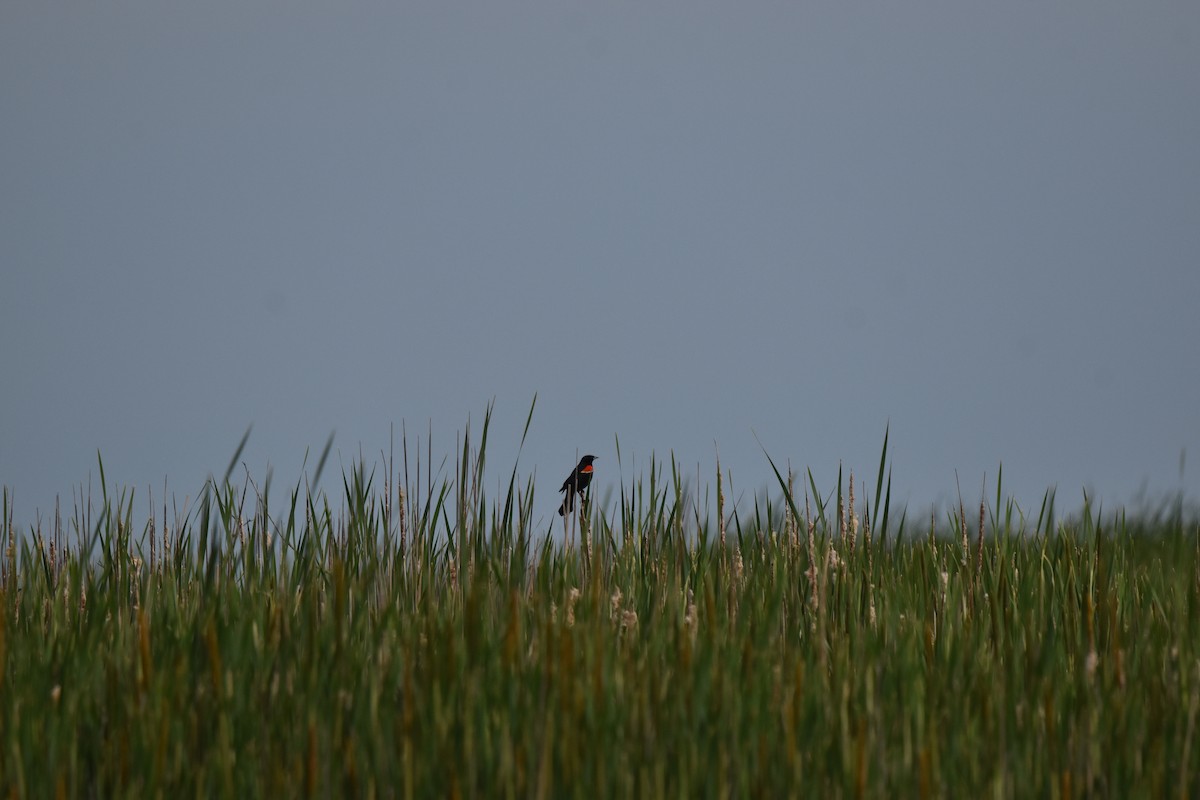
(2, 415, 1197, 797)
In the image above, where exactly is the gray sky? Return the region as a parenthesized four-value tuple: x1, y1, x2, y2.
(3, 2, 1198, 530)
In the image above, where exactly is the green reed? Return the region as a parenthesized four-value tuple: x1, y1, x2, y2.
(1, 407, 1196, 798)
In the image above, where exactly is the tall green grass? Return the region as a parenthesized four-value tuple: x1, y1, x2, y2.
(1, 411, 1197, 797)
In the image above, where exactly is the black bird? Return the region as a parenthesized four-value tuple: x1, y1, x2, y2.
(557, 455, 597, 516)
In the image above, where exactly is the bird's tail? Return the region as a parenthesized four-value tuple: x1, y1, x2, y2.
(557, 492, 573, 516)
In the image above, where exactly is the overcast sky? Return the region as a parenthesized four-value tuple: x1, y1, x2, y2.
(3, 2, 1198, 530)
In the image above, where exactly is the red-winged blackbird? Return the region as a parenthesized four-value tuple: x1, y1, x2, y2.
(557, 455, 597, 516)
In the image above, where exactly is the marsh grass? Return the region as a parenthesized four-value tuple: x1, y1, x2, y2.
(1, 409, 1198, 797)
